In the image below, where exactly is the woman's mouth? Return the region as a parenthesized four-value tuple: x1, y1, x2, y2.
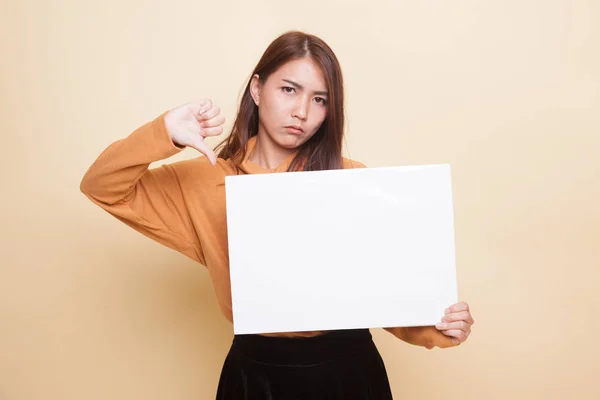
(285, 126, 304, 135)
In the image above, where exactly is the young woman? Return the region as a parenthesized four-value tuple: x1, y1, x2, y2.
(81, 31, 474, 399)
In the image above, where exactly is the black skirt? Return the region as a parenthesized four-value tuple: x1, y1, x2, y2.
(216, 329, 393, 399)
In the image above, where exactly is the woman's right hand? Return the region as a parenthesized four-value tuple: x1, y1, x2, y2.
(164, 100, 225, 165)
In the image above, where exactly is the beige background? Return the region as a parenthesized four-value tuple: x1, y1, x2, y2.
(1, 0, 599, 399)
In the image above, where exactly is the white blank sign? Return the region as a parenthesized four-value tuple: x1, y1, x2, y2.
(225, 164, 458, 335)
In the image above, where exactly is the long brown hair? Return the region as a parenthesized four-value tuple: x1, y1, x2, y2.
(214, 31, 345, 172)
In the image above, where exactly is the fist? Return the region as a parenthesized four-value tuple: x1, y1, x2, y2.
(164, 99, 225, 165)
(435, 301, 474, 345)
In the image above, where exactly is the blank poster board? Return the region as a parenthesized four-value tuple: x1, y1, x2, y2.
(225, 164, 458, 335)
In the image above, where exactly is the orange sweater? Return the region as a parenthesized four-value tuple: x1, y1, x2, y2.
(80, 112, 456, 349)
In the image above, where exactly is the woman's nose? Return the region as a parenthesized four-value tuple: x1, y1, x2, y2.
(292, 97, 309, 121)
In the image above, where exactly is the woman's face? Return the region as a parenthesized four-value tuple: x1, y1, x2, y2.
(250, 57, 329, 150)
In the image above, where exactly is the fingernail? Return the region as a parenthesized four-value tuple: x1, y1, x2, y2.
(444, 308, 450, 314)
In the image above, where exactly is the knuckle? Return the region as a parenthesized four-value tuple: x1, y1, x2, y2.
(207, 107, 219, 118)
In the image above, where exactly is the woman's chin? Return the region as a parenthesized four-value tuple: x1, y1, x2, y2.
(275, 133, 308, 150)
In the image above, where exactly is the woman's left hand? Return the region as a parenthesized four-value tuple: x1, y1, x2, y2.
(435, 301, 474, 345)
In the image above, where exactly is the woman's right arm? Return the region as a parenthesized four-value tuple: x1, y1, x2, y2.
(80, 100, 224, 264)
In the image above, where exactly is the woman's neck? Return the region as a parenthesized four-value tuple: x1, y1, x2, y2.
(248, 132, 296, 170)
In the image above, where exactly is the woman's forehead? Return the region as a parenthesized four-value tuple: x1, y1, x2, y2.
(269, 58, 327, 92)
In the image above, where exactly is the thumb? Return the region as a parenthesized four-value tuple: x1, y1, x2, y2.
(188, 136, 217, 166)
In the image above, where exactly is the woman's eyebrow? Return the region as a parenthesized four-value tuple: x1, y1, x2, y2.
(282, 79, 328, 96)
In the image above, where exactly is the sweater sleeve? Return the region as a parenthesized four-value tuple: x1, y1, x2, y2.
(383, 326, 458, 349)
(80, 112, 205, 264)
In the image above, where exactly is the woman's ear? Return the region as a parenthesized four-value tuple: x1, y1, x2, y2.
(250, 74, 261, 106)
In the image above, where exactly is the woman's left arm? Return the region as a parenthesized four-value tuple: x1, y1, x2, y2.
(343, 162, 475, 349)
(384, 302, 474, 349)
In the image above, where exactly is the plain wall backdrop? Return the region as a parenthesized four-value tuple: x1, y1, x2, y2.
(1, 0, 599, 399)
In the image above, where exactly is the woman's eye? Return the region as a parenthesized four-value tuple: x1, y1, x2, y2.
(315, 97, 327, 105)
(282, 86, 295, 93)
